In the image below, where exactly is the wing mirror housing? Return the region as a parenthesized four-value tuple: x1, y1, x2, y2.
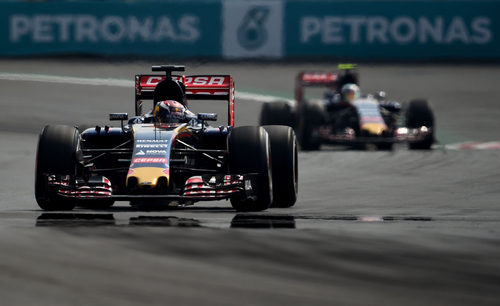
(109, 113, 129, 130)
(109, 113, 129, 121)
(197, 113, 217, 130)
(197, 113, 217, 121)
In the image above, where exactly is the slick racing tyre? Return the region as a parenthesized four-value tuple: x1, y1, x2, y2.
(298, 100, 323, 151)
(259, 101, 296, 128)
(263, 125, 298, 208)
(228, 126, 272, 212)
(406, 99, 435, 150)
(35, 125, 79, 211)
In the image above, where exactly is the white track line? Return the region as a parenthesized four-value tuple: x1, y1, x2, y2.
(0, 72, 133, 87)
(0, 72, 294, 103)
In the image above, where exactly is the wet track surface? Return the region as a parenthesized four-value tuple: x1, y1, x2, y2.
(1, 60, 500, 305)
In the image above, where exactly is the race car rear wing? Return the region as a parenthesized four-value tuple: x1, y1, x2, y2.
(135, 74, 235, 126)
(294, 72, 339, 102)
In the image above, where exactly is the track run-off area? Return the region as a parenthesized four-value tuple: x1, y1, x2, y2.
(1, 60, 500, 305)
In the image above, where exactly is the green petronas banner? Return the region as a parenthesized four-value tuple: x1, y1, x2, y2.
(284, 0, 500, 59)
(0, 1, 222, 56)
(0, 0, 498, 60)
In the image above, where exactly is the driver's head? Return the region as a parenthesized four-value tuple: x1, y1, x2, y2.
(153, 100, 186, 123)
(341, 83, 360, 104)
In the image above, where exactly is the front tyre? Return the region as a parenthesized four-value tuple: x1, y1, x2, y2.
(228, 126, 272, 212)
(263, 125, 298, 208)
(35, 125, 79, 211)
(406, 99, 435, 150)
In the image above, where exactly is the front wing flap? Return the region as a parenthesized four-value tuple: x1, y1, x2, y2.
(45, 173, 259, 202)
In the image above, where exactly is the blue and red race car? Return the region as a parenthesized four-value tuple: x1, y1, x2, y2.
(35, 65, 298, 212)
(260, 64, 435, 150)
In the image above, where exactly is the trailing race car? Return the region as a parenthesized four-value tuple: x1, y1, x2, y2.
(35, 65, 298, 212)
(260, 64, 435, 151)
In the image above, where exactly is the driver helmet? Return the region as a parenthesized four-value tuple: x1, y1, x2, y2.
(153, 100, 186, 123)
(341, 83, 360, 104)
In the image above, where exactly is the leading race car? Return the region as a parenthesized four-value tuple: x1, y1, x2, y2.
(35, 65, 298, 212)
(260, 64, 435, 151)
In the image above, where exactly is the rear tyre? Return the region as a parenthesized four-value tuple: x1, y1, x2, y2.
(298, 101, 323, 151)
(406, 99, 435, 150)
(35, 125, 79, 211)
(259, 101, 296, 128)
(263, 125, 298, 208)
(228, 126, 272, 212)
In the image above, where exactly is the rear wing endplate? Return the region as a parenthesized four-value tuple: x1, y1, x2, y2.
(135, 74, 235, 126)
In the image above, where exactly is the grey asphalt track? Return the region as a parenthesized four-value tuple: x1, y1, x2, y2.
(1, 60, 500, 305)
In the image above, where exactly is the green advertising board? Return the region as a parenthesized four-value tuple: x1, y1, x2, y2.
(0, 0, 498, 60)
(0, 0, 221, 56)
(285, 0, 500, 59)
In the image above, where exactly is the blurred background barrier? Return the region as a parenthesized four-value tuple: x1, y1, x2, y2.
(283, 0, 499, 60)
(0, 0, 498, 60)
(0, 0, 223, 56)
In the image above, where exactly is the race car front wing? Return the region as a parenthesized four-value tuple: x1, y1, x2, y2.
(316, 126, 432, 144)
(44, 173, 259, 202)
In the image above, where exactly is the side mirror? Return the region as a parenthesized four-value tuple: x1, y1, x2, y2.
(109, 113, 128, 121)
(197, 113, 217, 121)
(109, 113, 128, 130)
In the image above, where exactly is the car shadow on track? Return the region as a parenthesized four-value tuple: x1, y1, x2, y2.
(34, 212, 296, 229)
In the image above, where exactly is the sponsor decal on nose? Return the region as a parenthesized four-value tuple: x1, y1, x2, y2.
(133, 157, 167, 164)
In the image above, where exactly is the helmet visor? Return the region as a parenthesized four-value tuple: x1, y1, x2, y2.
(345, 90, 356, 101)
